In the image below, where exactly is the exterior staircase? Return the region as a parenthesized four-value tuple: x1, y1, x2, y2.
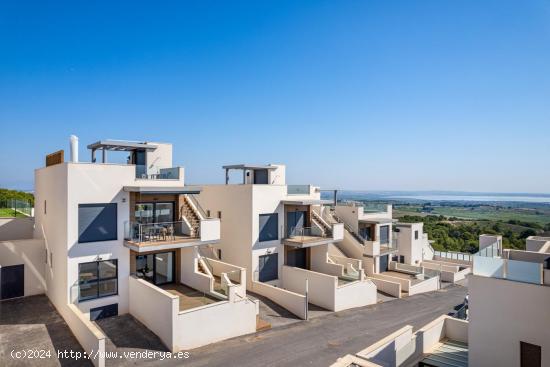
(181, 195, 201, 237)
(311, 210, 332, 237)
(314, 206, 365, 259)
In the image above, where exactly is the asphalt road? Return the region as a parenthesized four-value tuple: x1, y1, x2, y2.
(161, 284, 467, 367)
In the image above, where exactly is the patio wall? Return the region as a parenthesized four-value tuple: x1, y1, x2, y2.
(173, 297, 257, 349)
(310, 245, 345, 277)
(63, 304, 106, 367)
(282, 265, 337, 310)
(370, 273, 411, 292)
(207, 257, 246, 298)
(0, 217, 34, 241)
(250, 280, 307, 319)
(128, 276, 179, 351)
(0, 239, 46, 297)
(408, 276, 439, 296)
(180, 247, 213, 293)
(369, 277, 401, 298)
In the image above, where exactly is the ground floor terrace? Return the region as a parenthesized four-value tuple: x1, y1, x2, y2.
(0, 284, 467, 367)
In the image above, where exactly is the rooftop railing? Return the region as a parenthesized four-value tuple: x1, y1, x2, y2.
(287, 185, 311, 195)
(434, 250, 473, 263)
(136, 167, 183, 180)
(472, 255, 544, 285)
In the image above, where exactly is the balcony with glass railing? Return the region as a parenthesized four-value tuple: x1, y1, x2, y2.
(283, 223, 344, 247)
(124, 218, 220, 251)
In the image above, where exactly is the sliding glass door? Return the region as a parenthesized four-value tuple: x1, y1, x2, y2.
(135, 202, 175, 224)
(135, 251, 175, 285)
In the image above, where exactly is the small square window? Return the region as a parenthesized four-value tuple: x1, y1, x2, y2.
(415, 231, 419, 240)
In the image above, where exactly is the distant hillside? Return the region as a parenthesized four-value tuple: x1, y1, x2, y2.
(0, 188, 34, 205)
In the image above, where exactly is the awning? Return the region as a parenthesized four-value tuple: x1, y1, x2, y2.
(123, 186, 202, 195)
(359, 218, 397, 224)
(281, 199, 333, 205)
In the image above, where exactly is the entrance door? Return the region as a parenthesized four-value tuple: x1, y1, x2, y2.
(520, 341, 541, 367)
(258, 253, 278, 282)
(287, 211, 306, 237)
(287, 248, 307, 269)
(379, 255, 389, 273)
(0, 264, 24, 300)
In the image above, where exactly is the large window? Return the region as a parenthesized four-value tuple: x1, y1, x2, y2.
(78, 203, 117, 243)
(78, 260, 118, 301)
(259, 213, 278, 242)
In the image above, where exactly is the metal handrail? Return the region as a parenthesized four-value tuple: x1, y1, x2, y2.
(187, 194, 210, 219)
(126, 220, 197, 243)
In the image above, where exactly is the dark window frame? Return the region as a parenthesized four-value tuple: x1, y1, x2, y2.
(78, 259, 118, 302)
(414, 230, 419, 240)
(78, 203, 118, 243)
(259, 213, 279, 242)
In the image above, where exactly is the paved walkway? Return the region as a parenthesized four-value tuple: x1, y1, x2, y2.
(0, 295, 91, 367)
(160, 284, 467, 367)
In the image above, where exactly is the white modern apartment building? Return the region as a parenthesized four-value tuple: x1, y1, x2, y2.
(321, 203, 440, 298)
(195, 164, 377, 318)
(332, 238, 550, 367)
(1, 138, 260, 367)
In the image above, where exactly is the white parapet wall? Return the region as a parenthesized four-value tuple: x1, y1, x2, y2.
(0, 239, 46, 297)
(129, 275, 258, 351)
(408, 276, 440, 296)
(200, 218, 221, 242)
(250, 280, 308, 319)
(63, 304, 106, 367)
(173, 297, 257, 349)
(334, 279, 377, 311)
(355, 315, 468, 367)
(282, 266, 376, 312)
(357, 325, 415, 367)
(369, 277, 402, 298)
(128, 276, 179, 351)
(0, 217, 35, 241)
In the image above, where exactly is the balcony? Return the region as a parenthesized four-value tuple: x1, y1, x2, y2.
(124, 219, 220, 252)
(364, 240, 398, 257)
(283, 223, 344, 248)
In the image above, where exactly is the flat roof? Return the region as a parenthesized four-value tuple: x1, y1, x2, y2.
(123, 186, 201, 194)
(281, 199, 332, 205)
(222, 164, 278, 170)
(87, 140, 158, 151)
(359, 218, 397, 224)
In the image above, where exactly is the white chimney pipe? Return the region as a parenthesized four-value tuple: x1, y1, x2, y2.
(70, 135, 79, 163)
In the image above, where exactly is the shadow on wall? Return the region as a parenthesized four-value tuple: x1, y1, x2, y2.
(0, 217, 34, 241)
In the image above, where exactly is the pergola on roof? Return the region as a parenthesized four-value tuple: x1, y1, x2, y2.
(221, 164, 278, 170)
(87, 140, 158, 152)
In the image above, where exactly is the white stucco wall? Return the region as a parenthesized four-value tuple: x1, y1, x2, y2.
(0, 239, 46, 297)
(469, 274, 550, 367)
(0, 217, 35, 241)
(396, 223, 424, 265)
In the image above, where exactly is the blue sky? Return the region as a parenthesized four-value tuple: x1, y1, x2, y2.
(1, 0, 549, 192)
